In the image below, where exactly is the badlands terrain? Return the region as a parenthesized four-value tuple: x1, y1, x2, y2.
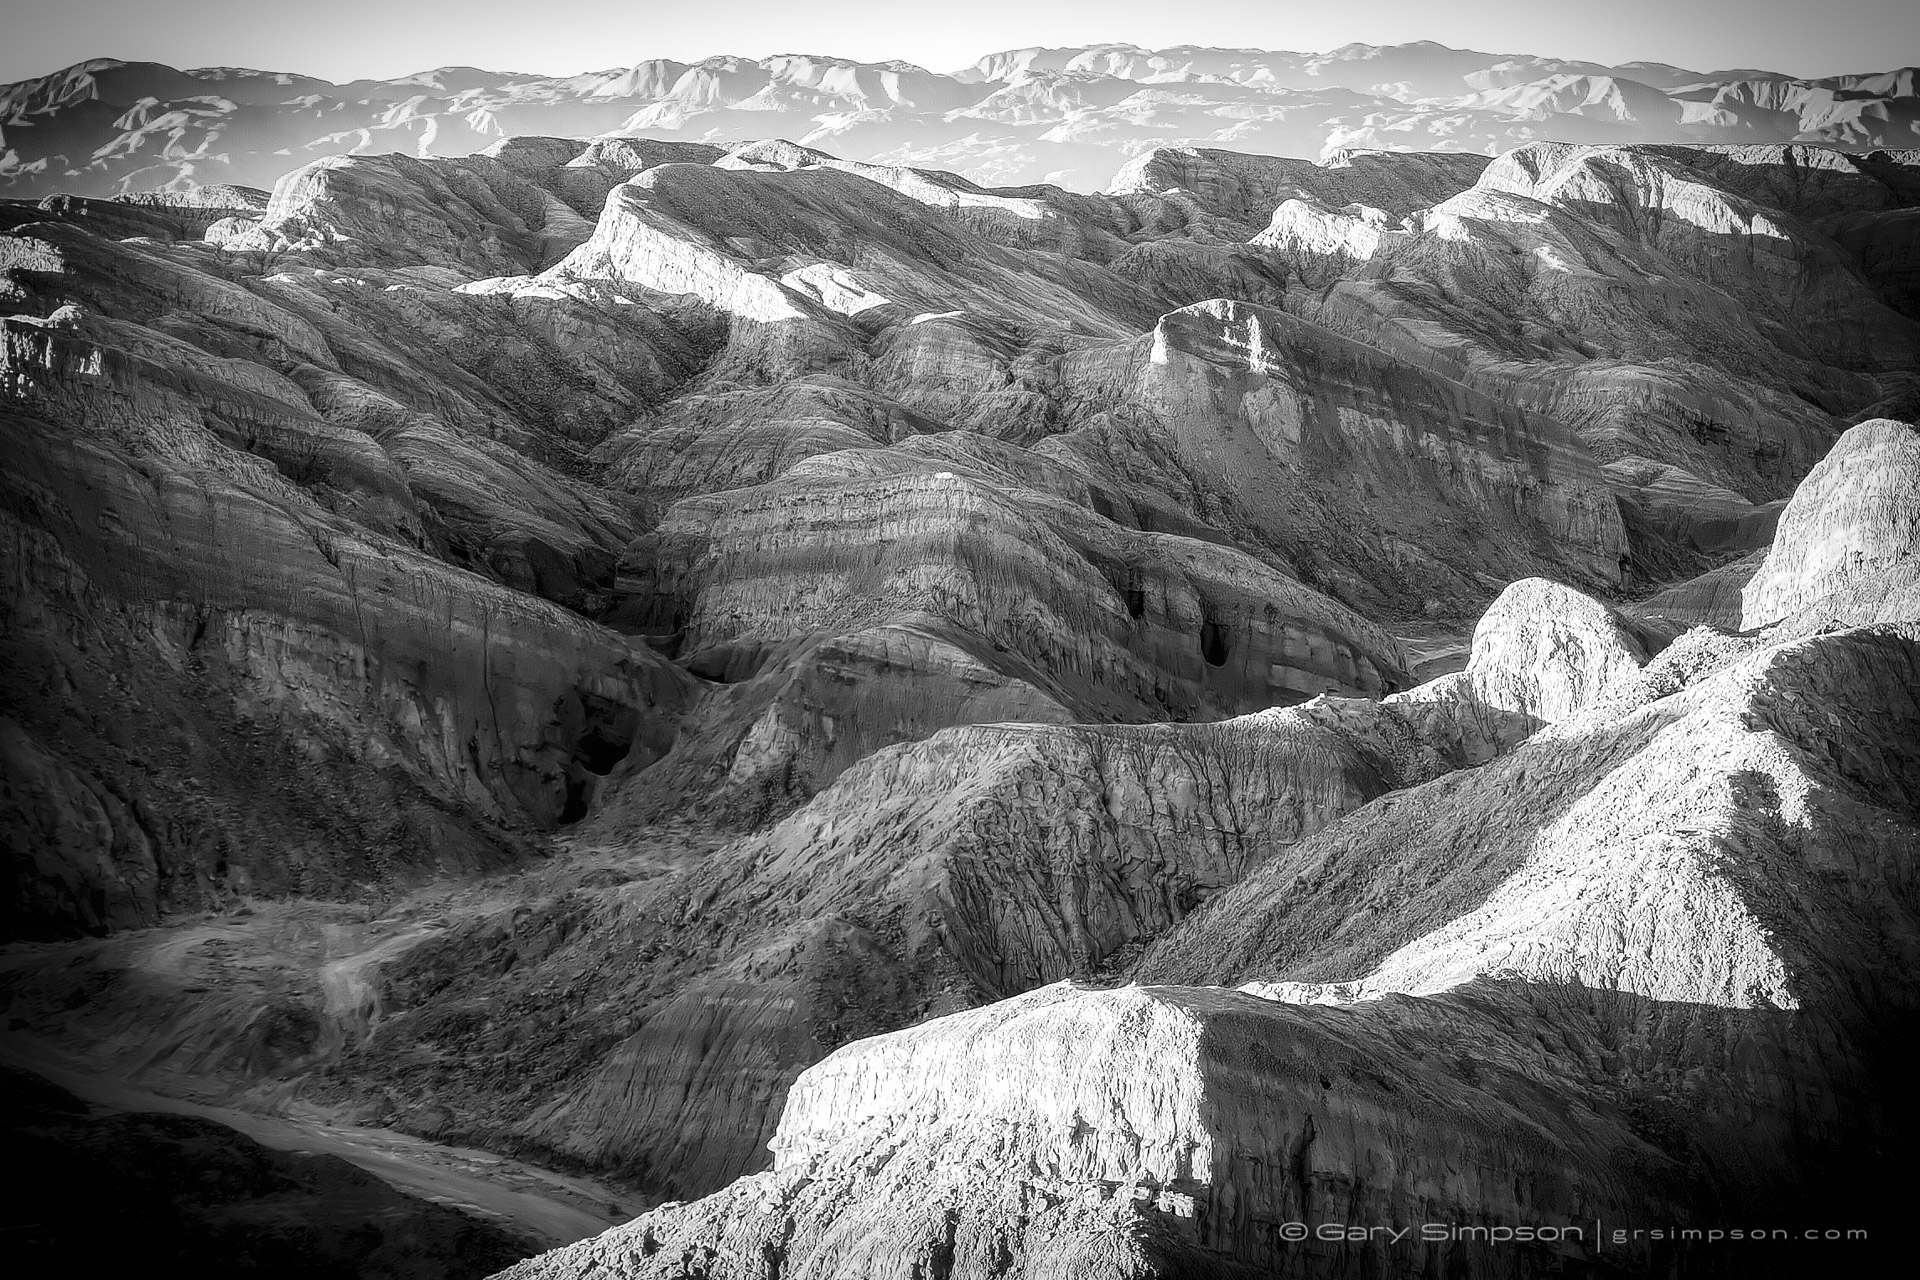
(1, 40, 1918, 1280)
(2, 42, 1918, 196)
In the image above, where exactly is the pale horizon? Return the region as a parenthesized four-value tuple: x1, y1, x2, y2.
(4, 0, 1916, 86)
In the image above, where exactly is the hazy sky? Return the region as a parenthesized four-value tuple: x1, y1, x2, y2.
(4, 0, 1914, 84)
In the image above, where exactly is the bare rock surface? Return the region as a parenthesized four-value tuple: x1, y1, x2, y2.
(1146, 623, 1918, 997)
(1385, 577, 1652, 759)
(1741, 417, 1920, 628)
(6, 119, 1920, 1275)
(499, 982, 1669, 1280)
(499, 617, 1920, 1278)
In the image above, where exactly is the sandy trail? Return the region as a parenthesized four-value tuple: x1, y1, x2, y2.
(0, 833, 718, 1248)
(0, 1033, 637, 1248)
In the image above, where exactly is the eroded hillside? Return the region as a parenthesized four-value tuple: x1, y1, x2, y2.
(2, 131, 1917, 1277)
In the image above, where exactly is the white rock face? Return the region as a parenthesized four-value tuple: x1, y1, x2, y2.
(1251, 197, 1407, 282)
(1742, 418, 1920, 628)
(769, 983, 1221, 1180)
(1386, 577, 1649, 758)
(542, 160, 1146, 339)
(548, 175, 815, 324)
(496, 981, 1652, 1279)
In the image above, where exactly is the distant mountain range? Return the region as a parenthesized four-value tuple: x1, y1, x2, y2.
(3, 41, 1916, 196)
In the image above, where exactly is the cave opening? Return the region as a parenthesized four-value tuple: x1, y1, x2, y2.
(576, 724, 633, 776)
(1200, 617, 1231, 667)
(573, 693, 641, 776)
(554, 692, 645, 826)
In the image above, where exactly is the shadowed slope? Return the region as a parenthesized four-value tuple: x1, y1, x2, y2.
(494, 617, 1920, 1278)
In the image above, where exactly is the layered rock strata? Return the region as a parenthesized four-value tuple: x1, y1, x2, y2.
(498, 616, 1920, 1278)
(5, 130, 1919, 1254)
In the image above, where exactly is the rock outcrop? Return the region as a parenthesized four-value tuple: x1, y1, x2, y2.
(541, 160, 1157, 337)
(1741, 418, 1920, 629)
(297, 578, 1654, 1196)
(1385, 577, 1653, 759)
(1603, 457, 1784, 556)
